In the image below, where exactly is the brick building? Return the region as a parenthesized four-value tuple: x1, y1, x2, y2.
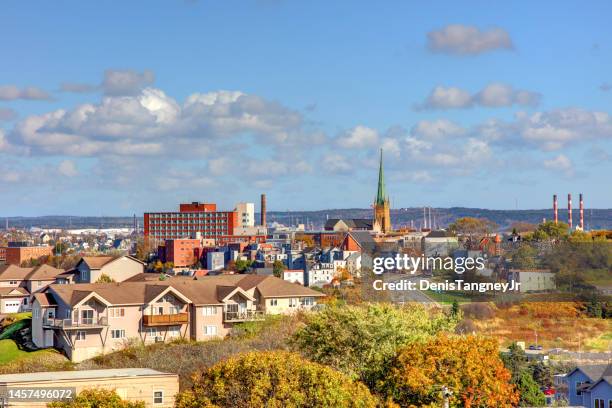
(4, 244, 53, 266)
(144, 202, 237, 241)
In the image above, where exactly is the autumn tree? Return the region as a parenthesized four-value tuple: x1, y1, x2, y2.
(48, 388, 144, 408)
(383, 335, 518, 407)
(532, 221, 569, 241)
(291, 303, 457, 388)
(448, 217, 498, 249)
(96, 274, 115, 283)
(175, 351, 379, 408)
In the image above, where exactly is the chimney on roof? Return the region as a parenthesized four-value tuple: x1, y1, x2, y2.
(579, 193, 584, 230)
(568, 193, 572, 229)
(260, 194, 267, 227)
(553, 194, 558, 224)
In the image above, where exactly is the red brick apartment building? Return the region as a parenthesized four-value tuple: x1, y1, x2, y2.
(144, 202, 238, 240)
(145, 202, 266, 246)
(164, 239, 201, 267)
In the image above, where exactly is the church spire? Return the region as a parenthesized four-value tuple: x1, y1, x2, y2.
(375, 148, 386, 205)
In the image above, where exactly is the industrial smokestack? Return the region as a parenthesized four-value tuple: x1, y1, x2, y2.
(567, 193, 572, 230)
(428, 207, 432, 231)
(553, 194, 558, 224)
(579, 193, 584, 230)
(423, 207, 427, 230)
(260, 194, 267, 227)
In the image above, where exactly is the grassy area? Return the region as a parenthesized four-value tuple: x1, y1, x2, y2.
(467, 302, 612, 351)
(426, 290, 475, 304)
(0, 312, 32, 328)
(0, 339, 60, 365)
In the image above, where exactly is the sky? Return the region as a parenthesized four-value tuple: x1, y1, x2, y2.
(1, 0, 612, 216)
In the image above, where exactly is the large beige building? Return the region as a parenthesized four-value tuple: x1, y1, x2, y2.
(32, 274, 324, 362)
(0, 368, 178, 407)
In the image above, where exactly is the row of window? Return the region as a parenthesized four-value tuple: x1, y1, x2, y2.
(148, 213, 229, 220)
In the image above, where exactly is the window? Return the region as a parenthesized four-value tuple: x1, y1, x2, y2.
(204, 325, 217, 336)
(75, 331, 86, 341)
(9, 280, 17, 285)
(33, 308, 40, 319)
(153, 390, 163, 404)
(289, 298, 298, 308)
(168, 326, 180, 337)
(202, 306, 217, 316)
(594, 399, 604, 408)
(301, 297, 314, 306)
(109, 307, 125, 318)
(111, 329, 125, 339)
(270, 299, 278, 306)
(146, 327, 158, 337)
(576, 381, 586, 396)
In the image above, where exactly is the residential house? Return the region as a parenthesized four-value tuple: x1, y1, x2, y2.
(72, 255, 145, 283)
(0, 264, 64, 313)
(421, 230, 459, 258)
(565, 365, 612, 407)
(283, 269, 305, 285)
(0, 368, 178, 408)
(31, 275, 324, 362)
(324, 218, 373, 232)
(306, 262, 335, 287)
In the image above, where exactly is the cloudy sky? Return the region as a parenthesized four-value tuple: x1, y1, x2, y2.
(1, 1, 611, 216)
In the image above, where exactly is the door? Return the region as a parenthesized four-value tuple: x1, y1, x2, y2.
(44, 329, 54, 347)
(3, 300, 21, 313)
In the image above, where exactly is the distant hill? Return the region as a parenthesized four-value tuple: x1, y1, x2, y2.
(4, 208, 611, 231)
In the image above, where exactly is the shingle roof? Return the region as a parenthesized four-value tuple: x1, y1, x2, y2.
(569, 365, 610, 382)
(0, 265, 31, 280)
(0, 287, 29, 297)
(25, 264, 64, 281)
(79, 256, 115, 269)
(33, 292, 56, 306)
(46, 275, 324, 307)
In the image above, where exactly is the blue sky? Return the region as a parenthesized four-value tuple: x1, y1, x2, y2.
(1, 0, 611, 216)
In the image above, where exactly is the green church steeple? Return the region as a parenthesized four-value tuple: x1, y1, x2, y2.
(375, 148, 387, 205)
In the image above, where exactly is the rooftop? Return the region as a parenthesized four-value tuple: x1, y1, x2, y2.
(0, 368, 175, 384)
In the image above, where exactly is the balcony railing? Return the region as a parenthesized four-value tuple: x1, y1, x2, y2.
(223, 308, 265, 322)
(43, 317, 108, 329)
(143, 312, 189, 326)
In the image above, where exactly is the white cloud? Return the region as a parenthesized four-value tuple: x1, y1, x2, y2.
(336, 125, 379, 149)
(321, 153, 353, 174)
(57, 160, 79, 177)
(8, 87, 308, 157)
(427, 24, 513, 55)
(417, 83, 540, 110)
(543, 154, 574, 176)
(417, 86, 472, 109)
(411, 119, 465, 140)
(102, 69, 155, 96)
(0, 85, 51, 101)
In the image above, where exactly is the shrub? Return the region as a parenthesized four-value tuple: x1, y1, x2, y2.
(47, 388, 144, 408)
(175, 351, 378, 408)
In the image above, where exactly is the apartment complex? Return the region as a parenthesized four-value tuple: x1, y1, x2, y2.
(32, 274, 324, 362)
(144, 202, 238, 240)
(0, 368, 178, 408)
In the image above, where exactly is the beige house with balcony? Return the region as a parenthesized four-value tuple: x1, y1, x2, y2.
(32, 275, 324, 362)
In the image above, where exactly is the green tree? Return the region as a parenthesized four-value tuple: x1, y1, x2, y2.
(175, 351, 379, 408)
(532, 221, 569, 241)
(95, 274, 115, 283)
(511, 244, 538, 269)
(272, 260, 286, 278)
(234, 259, 253, 273)
(48, 389, 144, 408)
(291, 303, 457, 388)
(501, 343, 528, 383)
(516, 370, 546, 406)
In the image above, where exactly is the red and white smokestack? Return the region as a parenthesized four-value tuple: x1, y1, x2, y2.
(567, 193, 572, 229)
(579, 193, 584, 230)
(553, 194, 558, 224)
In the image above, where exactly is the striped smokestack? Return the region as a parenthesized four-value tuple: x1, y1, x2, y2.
(553, 194, 558, 224)
(579, 193, 584, 230)
(260, 194, 267, 227)
(567, 193, 572, 229)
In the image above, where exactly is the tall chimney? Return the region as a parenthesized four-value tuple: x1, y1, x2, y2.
(579, 193, 584, 230)
(553, 195, 558, 224)
(428, 207, 432, 231)
(423, 207, 427, 230)
(567, 193, 572, 230)
(260, 194, 267, 227)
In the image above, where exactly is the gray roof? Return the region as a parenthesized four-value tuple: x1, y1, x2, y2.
(0, 368, 175, 384)
(568, 364, 610, 382)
